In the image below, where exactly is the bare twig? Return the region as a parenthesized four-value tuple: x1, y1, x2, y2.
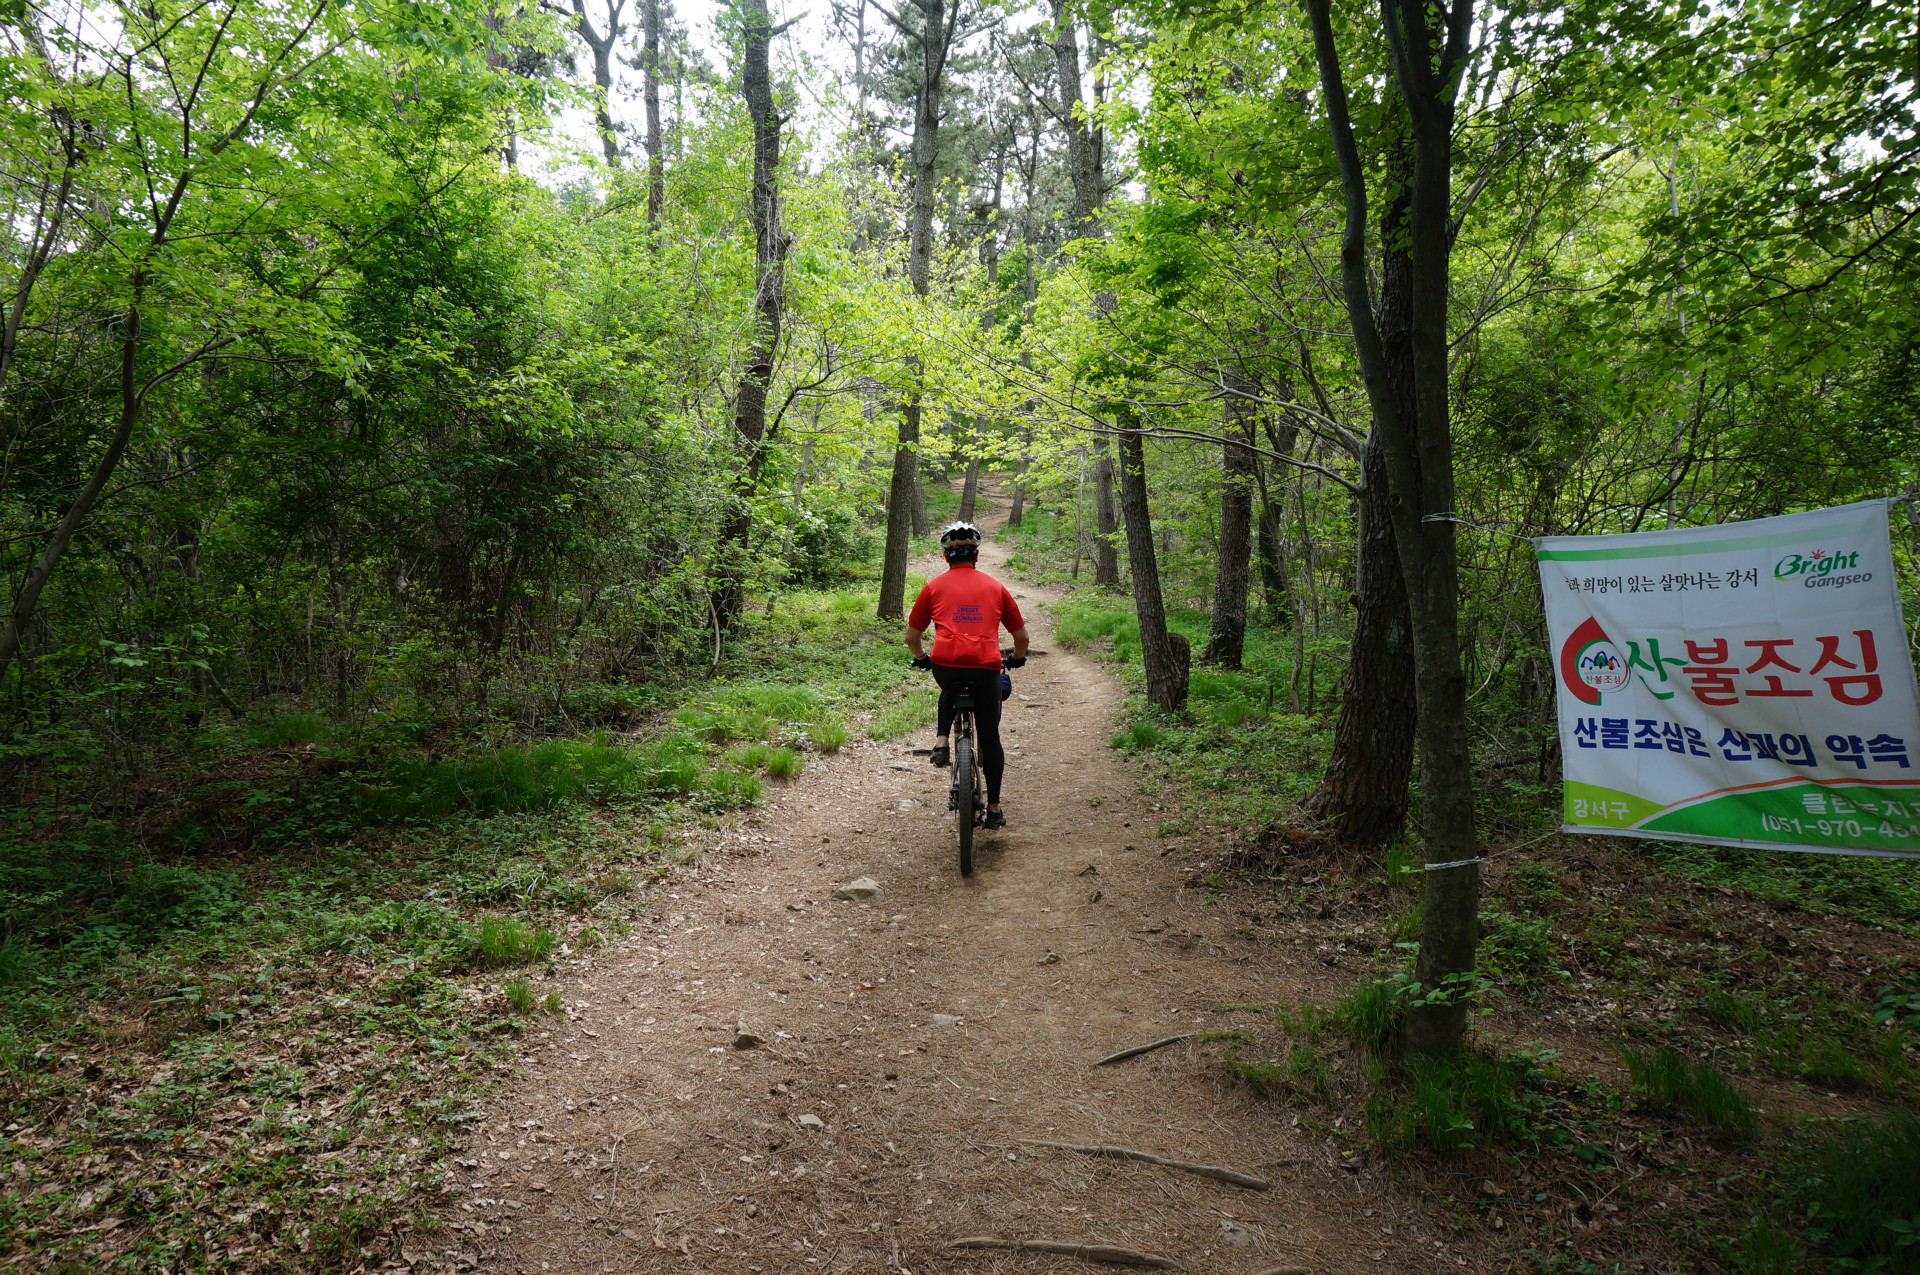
(1093, 1033, 1191, 1066)
(947, 1237, 1181, 1269)
(1016, 1139, 1270, 1191)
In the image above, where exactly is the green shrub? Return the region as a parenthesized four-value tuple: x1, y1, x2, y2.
(811, 720, 848, 753)
(560, 683, 659, 725)
(1481, 907, 1556, 975)
(1786, 1115, 1920, 1272)
(1337, 977, 1402, 1057)
(766, 747, 803, 779)
(504, 977, 535, 1014)
(247, 710, 338, 749)
(470, 917, 555, 968)
(1623, 1045, 1757, 1135)
(0, 940, 35, 986)
(333, 898, 466, 954)
(1508, 860, 1561, 899)
(1874, 973, 1920, 1030)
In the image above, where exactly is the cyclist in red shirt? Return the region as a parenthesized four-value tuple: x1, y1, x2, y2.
(906, 521, 1029, 829)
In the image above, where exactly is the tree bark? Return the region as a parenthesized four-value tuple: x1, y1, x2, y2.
(1251, 415, 1299, 626)
(959, 458, 980, 523)
(1092, 438, 1120, 585)
(571, 0, 627, 167)
(1050, 0, 1098, 236)
(0, 306, 143, 679)
(1307, 0, 1479, 1057)
(877, 0, 956, 618)
(1303, 145, 1418, 849)
(1116, 423, 1188, 711)
(1303, 437, 1416, 843)
(1007, 429, 1030, 527)
(1201, 367, 1257, 669)
(643, 0, 664, 223)
(713, 0, 786, 627)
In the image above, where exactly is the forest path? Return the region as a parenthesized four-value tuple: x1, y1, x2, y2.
(445, 481, 1469, 1275)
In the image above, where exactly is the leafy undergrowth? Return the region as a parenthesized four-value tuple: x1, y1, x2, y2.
(0, 581, 919, 1272)
(1050, 592, 1343, 832)
(1120, 720, 1920, 1272)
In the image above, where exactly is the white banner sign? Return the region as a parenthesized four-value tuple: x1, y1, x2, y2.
(1537, 500, 1920, 858)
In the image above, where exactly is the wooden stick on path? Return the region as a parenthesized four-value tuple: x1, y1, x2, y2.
(947, 1238, 1181, 1269)
(1092, 1033, 1191, 1066)
(1017, 1139, 1270, 1191)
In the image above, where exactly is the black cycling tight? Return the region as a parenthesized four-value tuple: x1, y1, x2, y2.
(931, 665, 1005, 804)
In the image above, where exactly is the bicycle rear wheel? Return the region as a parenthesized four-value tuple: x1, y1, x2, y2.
(954, 734, 975, 876)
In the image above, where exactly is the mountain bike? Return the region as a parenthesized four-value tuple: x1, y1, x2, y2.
(915, 650, 1021, 876)
(948, 680, 985, 876)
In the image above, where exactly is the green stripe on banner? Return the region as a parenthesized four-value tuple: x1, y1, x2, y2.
(1639, 783, 1920, 855)
(1536, 530, 1793, 562)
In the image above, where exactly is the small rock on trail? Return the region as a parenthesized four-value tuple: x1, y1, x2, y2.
(832, 876, 883, 900)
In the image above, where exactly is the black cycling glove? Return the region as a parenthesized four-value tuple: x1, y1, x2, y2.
(911, 654, 935, 670)
(1004, 655, 1026, 669)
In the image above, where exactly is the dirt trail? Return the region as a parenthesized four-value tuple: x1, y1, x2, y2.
(440, 483, 1472, 1275)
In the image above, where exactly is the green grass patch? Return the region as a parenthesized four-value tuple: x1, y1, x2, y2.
(811, 720, 848, 753)
(1367, 1051, 1544, 1156)
(1111, 720, 1165, 751)
(725, 742, 772, 770)
(358, 734, 711, 822)
(1623, 1045, 1757, 1135)
(869, 685, 939, 741)
(471, 915, 556, 967)
(766, 747, 804, 779)
(246, 709, 340, 749)
(1644, 839, 1920, 930)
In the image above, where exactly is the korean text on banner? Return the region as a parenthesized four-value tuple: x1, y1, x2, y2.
(1536, 500, 1920, 858)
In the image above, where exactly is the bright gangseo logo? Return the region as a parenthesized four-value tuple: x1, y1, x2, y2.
(1560, 616, 1629, 705)
(1775, 548, 1869, 590)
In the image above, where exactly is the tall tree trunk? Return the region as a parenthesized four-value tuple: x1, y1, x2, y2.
(643, 0, 663, 224)
(877, 0, 955, 619)
(0, 304, 143, 680)
(1252, 420, 1297, 627)
(1049, 0, 1098, 235)
(959, 459, 980, 523)
(1092, 439, 1120, 585)
(1254, 486, 1290, 624)
(1308, 0, 1479, 1057)
(571, 0, 628, 167)
(1303, 439, 1416, 843)
(1116, 422, 1188, 711)
(713, 0, 785, 627)
(1303, 147, 1418, 849)
(1007, 428, 1030, 528)
(1202, 368, 1257, 669)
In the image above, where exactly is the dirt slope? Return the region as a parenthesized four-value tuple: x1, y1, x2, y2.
(432, 485, 1476, 1275)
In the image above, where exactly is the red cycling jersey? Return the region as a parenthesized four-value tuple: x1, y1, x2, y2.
(908, 563, 1025, 669)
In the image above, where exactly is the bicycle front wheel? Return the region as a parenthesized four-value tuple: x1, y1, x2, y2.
(954, 735, 975, 876)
